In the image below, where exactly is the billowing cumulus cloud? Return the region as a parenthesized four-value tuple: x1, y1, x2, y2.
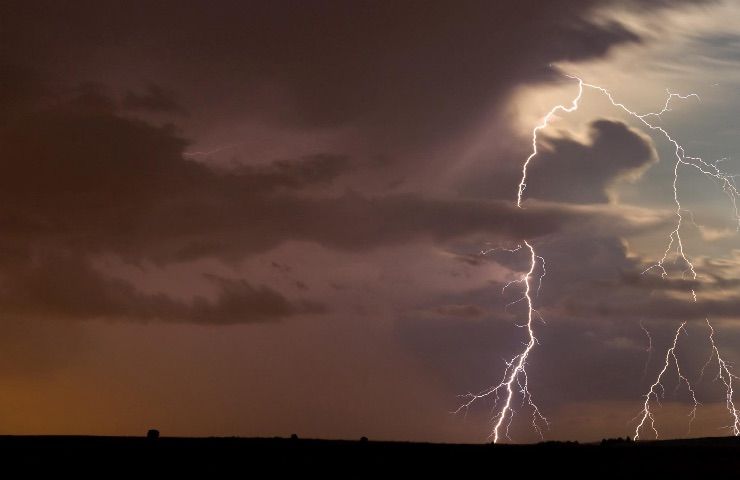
(524, 119, 658, 203)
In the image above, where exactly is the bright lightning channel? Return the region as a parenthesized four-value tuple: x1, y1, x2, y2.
(700, 318, 740, 435)
(455, 241, 547, 442)
(633, 322, 698, 440)
(460, 73, 740, 443)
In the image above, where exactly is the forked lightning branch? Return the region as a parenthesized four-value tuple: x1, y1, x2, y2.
(457, 74, 740, 443)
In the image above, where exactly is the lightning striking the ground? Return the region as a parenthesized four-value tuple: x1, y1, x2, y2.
(633, 322, 699, 440)
(569, 78, 739, 440)
(460, 72, 740, 443)
(455, 241, 548, 442)
(701, 318, 740, 435)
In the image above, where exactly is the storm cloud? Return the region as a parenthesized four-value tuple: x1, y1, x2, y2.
(0, 0, 730, 443)
(524, 119, 658, 204)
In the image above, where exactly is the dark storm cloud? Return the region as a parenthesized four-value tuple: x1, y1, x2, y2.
(122, 85, 184, 114)
(2, 71, 664, 252)
(0, 76, 585, 322)
(398, 231, 738, 408)
(432, 304, 487, 318)
(398, 310, 655, 405)
(476, 118, 660, 204)
(524, 120, 658, 204)
(0, 64, 677, 324)
(0, 64, 49, 124)
(0, 0, 697, 154)
(620, 271, 701, 292)
(0, 73, 341, 322)
(235, 154, 351, 191)
(0, 0, 726, 444)
(491, 233, 740, 326)
(525, 235, 740, 323)
(564, 274, 740, 322)
(0, 1, 707, 324)
(0, 256, 321, 324)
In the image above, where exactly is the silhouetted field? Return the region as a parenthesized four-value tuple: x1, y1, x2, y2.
(1, 434, 740, 476)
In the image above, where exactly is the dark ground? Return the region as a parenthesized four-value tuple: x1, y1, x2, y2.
(2, 434, 740, 476)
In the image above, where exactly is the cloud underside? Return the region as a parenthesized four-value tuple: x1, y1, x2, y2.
(0, 65, 678, 323)
(0, 0, 714, 325)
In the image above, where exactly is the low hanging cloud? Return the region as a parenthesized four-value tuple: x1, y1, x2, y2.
(0, 256, 323, 324)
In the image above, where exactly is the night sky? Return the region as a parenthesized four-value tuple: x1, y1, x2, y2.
(2, 0, 740, 443)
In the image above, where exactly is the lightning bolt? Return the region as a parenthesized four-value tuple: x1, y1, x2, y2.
(633, 322, 699, 440)
(701, 318, 740, 435)
(183, 143, 239, 159)
(568, 79, 740, 439)
(455, 241, 548, 443)
(455, 78, 583, 444)
(460, 72, 740, 443)
(572, 79, 739, 291)
(517, 80, 584, 208)
(640, 320, 653, 380)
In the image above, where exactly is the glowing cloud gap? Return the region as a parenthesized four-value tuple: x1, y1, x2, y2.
(516, 81, 584, 208)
